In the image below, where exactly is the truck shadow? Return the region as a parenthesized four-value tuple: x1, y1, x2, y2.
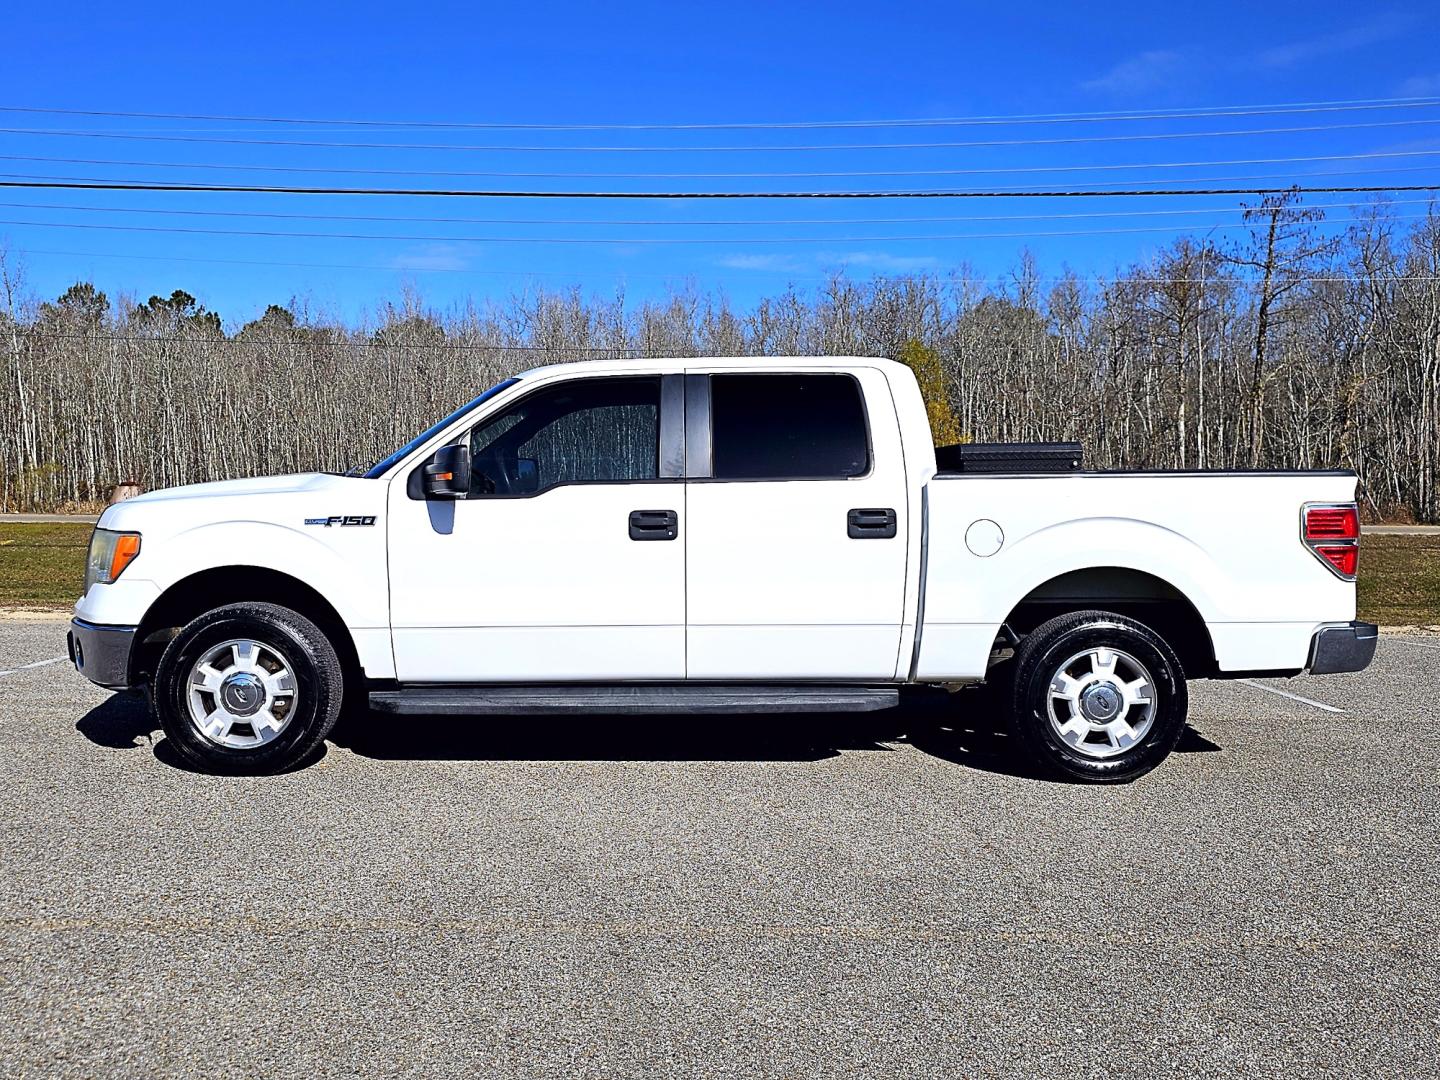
(329, 709, 904, 764)
(75, 689, 1221, 778)
(74, 691, 155, 749)
(903, 686, 1223, 782)
(904, 715, 1222, 782)
(71, 693, 900, 768)
(73, 692, 329, 774)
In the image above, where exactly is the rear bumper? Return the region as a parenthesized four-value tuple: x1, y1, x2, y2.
(1308, 621, 1378, 675)
(69, 618, 137, 690)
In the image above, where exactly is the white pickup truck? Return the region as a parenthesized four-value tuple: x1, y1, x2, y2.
(70, 355, 1376, 781)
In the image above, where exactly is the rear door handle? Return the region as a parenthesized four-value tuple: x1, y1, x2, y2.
(848, 507, 897, 539)
(629, 509, 679, 541)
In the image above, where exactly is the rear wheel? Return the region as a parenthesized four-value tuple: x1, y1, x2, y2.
(153, 602, 343, 774)
(1010, 610, 1187, 783)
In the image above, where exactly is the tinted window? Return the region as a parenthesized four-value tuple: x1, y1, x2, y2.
(710, 374, 869, 480)
(467, 377, 659, 495)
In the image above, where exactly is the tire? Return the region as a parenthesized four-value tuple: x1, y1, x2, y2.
(1009, 609, 1187, 784)
(152, 602, 344, 774)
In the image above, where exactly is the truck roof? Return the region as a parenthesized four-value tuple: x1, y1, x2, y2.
(513, 354, 904, 381)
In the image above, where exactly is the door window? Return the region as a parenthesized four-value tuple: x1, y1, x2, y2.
(709, 374, 869, 480)
(467, 377, 660, 495)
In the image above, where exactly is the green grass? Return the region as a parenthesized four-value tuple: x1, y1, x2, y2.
(0, 523, 90, 608)
(1357, 534, 1440, 627)
(2, 523, 1437, 625)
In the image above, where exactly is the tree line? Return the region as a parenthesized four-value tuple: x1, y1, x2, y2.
(2, 192, 1438, 521)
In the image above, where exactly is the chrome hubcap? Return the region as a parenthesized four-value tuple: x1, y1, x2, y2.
(1047, 647, 1156, 760)
(220, 672, 266, 716)
(187, 639, 298, 749)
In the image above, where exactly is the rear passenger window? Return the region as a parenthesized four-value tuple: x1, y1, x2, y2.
(709, 374, 869, 480)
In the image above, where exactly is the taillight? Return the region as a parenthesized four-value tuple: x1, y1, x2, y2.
(1305, 506, 1358, 540)
(1302, 502, 1359, 580)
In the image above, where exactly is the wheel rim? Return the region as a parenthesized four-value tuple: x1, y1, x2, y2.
(1046, 646, 1156, 760)
(186, 638, 298, 749)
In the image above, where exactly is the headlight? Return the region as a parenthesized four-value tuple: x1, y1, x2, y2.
(84, 529, 142, 593)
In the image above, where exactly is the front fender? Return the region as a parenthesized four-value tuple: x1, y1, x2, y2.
(157, 519, 388, 629)
(77, 519, 387, 633)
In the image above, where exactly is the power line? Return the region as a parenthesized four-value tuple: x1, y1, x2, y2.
(1, 179, 1438, 199)
(9, 164, 1440, 197)
(5, 148, 1439, 181)
(3, 96, 1437, 131)
(2, 211, 1429, 245)
(6, 117, 1440, 155)
(4, 148, 1440, 181)
(3, 196, 1432, 228)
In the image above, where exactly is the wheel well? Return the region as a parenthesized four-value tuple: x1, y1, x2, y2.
(131, 566, 363, 686)
(1002, 567, 1217, 678)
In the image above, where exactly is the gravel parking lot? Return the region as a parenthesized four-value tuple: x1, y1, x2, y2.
(1, 616, 1436, 1078)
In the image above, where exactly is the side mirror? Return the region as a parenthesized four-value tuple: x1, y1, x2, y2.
(422, 443, 471, 499)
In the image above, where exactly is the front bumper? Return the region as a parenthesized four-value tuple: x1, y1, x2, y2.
(1308, 621, 1378, 675)
(68, 618, 137, 689)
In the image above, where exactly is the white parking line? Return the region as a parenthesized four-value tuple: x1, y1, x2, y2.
(1238, 679, 1347, 714)
(0, 656, 68, 679)
(1385, 637, 1440, 651)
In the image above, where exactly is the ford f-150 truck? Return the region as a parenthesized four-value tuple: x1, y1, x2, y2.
(70, 355, 1376, 781)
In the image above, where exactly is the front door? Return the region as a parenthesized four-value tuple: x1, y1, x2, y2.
(388, 374, 686, 682)
(684, 369, 911, 680)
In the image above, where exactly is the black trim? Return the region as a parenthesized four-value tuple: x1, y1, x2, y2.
(1308, 621, 1378, 675)
(70, 618, 138, 690)
(369, 683, 900, 715)
(684, 372, 712, 478)
(659, 374, 685, 479)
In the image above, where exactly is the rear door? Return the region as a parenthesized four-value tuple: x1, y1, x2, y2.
(683, 367, 910, 679)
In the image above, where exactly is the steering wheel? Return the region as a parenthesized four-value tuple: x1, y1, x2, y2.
(472, 447, 517, 495)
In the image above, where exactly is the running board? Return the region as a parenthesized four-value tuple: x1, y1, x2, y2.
(368, 685, 900, 716)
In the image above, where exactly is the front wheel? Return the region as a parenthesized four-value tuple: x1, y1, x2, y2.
(1010, 610, 1187, 783)
(153, 602, 344, 774)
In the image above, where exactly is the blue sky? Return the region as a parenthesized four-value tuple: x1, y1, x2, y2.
(2, 0, 1439, 326)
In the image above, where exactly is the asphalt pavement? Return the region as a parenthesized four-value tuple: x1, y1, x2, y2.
(1, 617, 1436, 1078)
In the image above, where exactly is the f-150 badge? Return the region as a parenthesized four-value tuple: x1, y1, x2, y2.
(304, 515, 376, 527)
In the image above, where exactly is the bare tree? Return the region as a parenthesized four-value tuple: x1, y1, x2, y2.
(2, 197, 1438, 521)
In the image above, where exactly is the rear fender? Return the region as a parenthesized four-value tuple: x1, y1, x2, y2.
(917, 517, 1222, 680)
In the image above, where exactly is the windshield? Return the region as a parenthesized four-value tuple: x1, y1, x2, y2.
(362, 378, 520, 479)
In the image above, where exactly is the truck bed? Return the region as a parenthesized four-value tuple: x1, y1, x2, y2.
(914, 469, 1359, 681)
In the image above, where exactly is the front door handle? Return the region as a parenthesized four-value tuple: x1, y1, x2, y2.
(848, 507, 897, 539)
(629, 509, 679, 541)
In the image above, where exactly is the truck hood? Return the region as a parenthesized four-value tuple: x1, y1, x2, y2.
(119, 472, 345, 505)
(98, 472, 386, 538)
